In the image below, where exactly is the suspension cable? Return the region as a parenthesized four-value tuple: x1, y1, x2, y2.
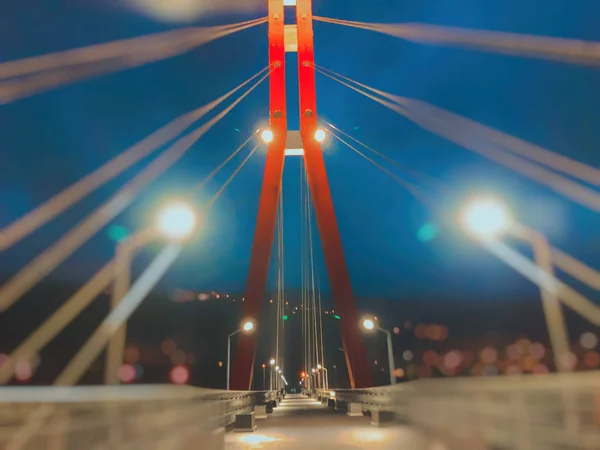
(316, 64, 600, 187)
(0, 18, 268, 103)
(0, 136, 261, 385)
(0, 66, 269, 252)
(315, 65, 600, 211)
(0, 68, 270, 314)
(313, 16, 600, 66)
(306, 183, 320, 381)
(5, 133, 262, 450)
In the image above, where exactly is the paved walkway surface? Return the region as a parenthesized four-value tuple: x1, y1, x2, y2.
(225, 394, 437, 449)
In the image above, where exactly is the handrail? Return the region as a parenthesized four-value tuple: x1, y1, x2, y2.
(0, 385, 281, 449)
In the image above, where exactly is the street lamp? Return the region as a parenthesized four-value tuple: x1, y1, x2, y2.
(155, 201, 198, 241)
(269, 359, 276, 390)
(262, 363, 266, 390)
(226, 319, 255, 390)
(314, 129, 326, 142)
(361, 316, 396, 385)
(461, 197, 511, 238)
(460, 198, 571, 373)
(105, 201, 197, 385)
(261, 129, 274, 143)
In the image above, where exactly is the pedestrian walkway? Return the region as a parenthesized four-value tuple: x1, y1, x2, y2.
(225, 394, 431, 449)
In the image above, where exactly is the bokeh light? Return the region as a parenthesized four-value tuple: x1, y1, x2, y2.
(417, 223, 438, 242)
(124, 346, 141, 364)
(580, 332, 598, 350)
(118, 364, 136, 384)
(128, 0, 263, 23)
(14, 360, 33, 382)
(443, 351, 462, 370)
(161, 339, 177, 355)
(170, 365, 190, 385)
(480, 347, 498, 364)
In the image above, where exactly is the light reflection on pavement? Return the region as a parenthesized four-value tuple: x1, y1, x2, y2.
(225, 394, 445, 449)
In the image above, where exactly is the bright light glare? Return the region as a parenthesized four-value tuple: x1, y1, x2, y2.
(270, 359, 275, 365)
(242, 321, 254, 332)
(129, 0, 264, 23)
(275, 366, 280, 371)
(311, 368, 316, 373)
(237, 434, 280, 445)
(363, 319, 375, 330)
(317, 364, 322, 370)
(462, 198, 511, 237)
(314, 129, 326, 142)
(155, 202, 197, 240)
(261, 129, 274, 143)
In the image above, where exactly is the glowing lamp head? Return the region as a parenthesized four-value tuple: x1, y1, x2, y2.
(462, 198, 511, 238)
(329, 391, 336, 398)
(155, 202, 197, 241)
(262, 364, 266, 368)
(314, 129, 326, 142)
(363, 319, 375, 331)
(242, 321, 254, 332)
(301, 371, 306, 378)
(261, 129, 274, 143)
(270, 359, 276, 366)
(311, 368, 316, 373)
(317, 364, 322, 370)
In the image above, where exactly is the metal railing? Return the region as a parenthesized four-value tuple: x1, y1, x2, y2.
(0, 385, 279, 450)
(323, 371, 600, 450)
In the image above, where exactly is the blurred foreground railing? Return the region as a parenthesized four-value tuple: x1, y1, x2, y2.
(0, 385, 279, 450)
(320, 371, 600, 450)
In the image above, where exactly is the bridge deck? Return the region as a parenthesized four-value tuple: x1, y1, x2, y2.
(225, 394, 427, 449)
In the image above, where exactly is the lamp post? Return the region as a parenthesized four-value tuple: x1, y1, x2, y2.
(227, 320, 255, 390)
(269, 359, 275, 390)
(362, 317, 396, 385)
(105, 201, 198, 385)
(262, 364, 266, 390)
(461, 197, 571, 373)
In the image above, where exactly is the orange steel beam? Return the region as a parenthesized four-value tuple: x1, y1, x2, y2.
(230, 0, 287, 390)
(296, 0, 372, 388)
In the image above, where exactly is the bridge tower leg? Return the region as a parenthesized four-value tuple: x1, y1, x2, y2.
(230, 0, 287, 391)
(295, 0, 372, 388)
(232, 0, 372, 390)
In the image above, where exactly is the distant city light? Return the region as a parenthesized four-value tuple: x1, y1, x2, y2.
(580, 332, 598, 350)
(161, 339, 177, 356)
(170, 365, 190, 385)
(443, 351, 462, 370)
(14, 360, 33, 382)
(393, 327, 400, 335)
(402, 350, 413, 362)
(333, 315, 341, 320)
(118, 364, 136, 384)
(124, 346, 141, 364)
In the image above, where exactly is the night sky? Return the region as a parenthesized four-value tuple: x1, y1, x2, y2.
(2, 0, 600, 306)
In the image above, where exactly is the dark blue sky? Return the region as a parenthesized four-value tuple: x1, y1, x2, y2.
(1, 0, 599, 303)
